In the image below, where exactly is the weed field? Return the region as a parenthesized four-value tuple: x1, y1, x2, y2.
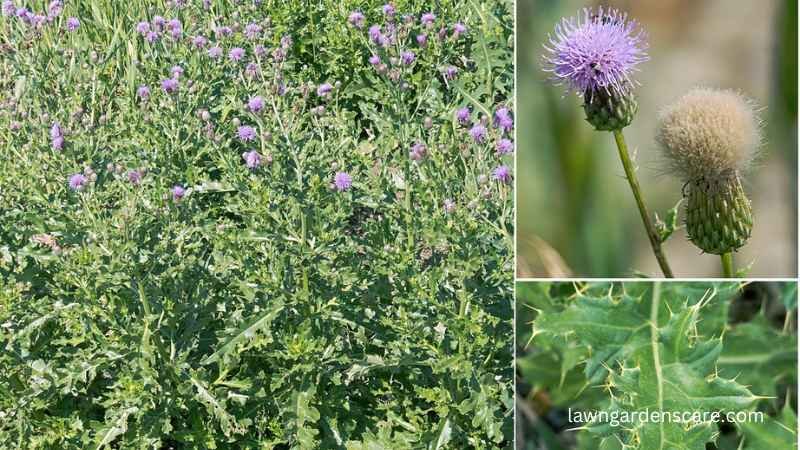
(0, 1, 514, 448)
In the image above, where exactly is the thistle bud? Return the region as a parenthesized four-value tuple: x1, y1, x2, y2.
(657, 87, 761, 254)
(684, 172, 752, 254)
(583, 88, 637, 131)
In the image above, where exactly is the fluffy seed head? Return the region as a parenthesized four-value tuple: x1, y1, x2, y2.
(543, 7, 648, 96)
(656, 87, 761, 181)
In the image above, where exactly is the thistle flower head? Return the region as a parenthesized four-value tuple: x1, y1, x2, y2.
(245, 22, 261, 39)
(543, 7, 647, 96)
(469, 124, 486, 143)
(455, 107, 471, 125)
(333, 172, 352, 192)
(161, 78, 178, 94)
(237, 125, 257, 142)
(68, 173, 87, 191)
(496, 138, 513, 155)
(208, 46, 223, 59)
(492, 165, 512, 183)
(317, 83, 332, 97)
(242, 150, 262, 169)
(136, 21, 150, 34)
(127, 169, 143, 185)
(656, 87, 761, 181)
(348, 11, 365, 28)
(494, 107, 513, 132)
(192, 35, 207, 48)
(171, 185, 185, 201)
(229, 47, 245, 62)
(66, 17, 79, 31)
(248, 96, 264, 113)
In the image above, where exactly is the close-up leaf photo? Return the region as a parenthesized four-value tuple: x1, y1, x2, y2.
(517, 0, 798, 278)
(0, 1, 514, 448)
(516, 281, 799, 449)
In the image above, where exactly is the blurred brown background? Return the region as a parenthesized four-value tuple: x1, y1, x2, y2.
(517, 0, 797, 278)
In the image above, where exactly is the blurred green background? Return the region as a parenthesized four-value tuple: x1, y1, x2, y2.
(517, 0, 798, 278)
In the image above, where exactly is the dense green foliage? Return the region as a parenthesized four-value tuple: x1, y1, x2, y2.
(517, 282, 798, 450)
(0, 1, 514, 448)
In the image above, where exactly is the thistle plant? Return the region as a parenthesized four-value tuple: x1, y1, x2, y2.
(543, 8, 674, 277)
(657, 88, 760, 277)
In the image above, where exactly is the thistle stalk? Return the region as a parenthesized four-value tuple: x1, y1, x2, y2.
(613, 130, 674, 278)
(721, 252, 734, 278)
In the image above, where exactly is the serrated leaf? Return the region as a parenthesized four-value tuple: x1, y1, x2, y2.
(201, 299, 284, 366)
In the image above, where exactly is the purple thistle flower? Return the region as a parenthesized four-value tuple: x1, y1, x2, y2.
(348, 11, 365, 29)
(543, 7, 648, 96)
(248, 96, 264, 113)
(161, 78, 179, 94)
(145, 31, 159, 43)
(494, 107, 513, 132)
(242, 150, 262, 169)
(409, 142, 427, 161)
(127, 169, 143, 185)
(317, 83, 332, 97)
(246, 64, 261, 78)
(368, 25, 383, 45)
(496, 138, 514, 155)
(443, 65, 458, 80)
(50, 122, 64, 150)
(68, 173, 88, 191)
(455, 107, 471, 125)
(245, 22, 262, 39)
(66, 17, 79, 31)
(400, 51, 415, 66)
(420, 12, 436, 27)
(152, 15, 165, 30)
(368, 54, 381, 66)
(229, 47, 245, 62)
(51, 134, 64, 149)
(167, 18, 181, 36)
(254, 44, 267, 58)
(208, 45, 223, 59)
(215, 25, 233, 37)
(170, 65, 183, 78)
(136, 21, 150, 34)
(492, 165, 512, 183)
(237, 125, 257, 142)
(31, 14, 46, 29)
(280, 35, 293, 49)
(50, 122, 62, 139)
(333, 172, 352, 192)
(2, 1, 14, 17)
(452, 22, 467, 38)
(469, 124, 486, 143)
(48, 1, 63, 17)
(191, 35, 208, 48)
(382, 4, 395, 17)
(15, 7, 28, 19)
(137, 85, 150, 100)
(171, 185, 185, 201)
(416, 33, 427, 46)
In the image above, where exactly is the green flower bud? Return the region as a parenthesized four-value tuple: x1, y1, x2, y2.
(685, 172, 752, 255)
(583, 88, 638, 131)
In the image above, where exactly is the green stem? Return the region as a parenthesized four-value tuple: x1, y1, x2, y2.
(721, 252, 734, 278)
(612, 130, 674, 278)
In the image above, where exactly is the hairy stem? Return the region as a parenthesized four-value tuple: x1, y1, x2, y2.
(721, 252, 735, 278)
(612, 130, 674, 278)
